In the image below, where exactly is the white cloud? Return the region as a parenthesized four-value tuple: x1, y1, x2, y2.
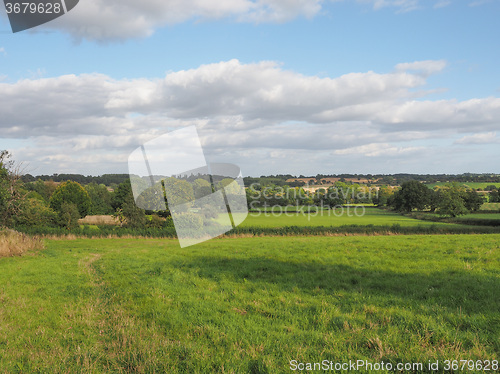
(455, 132, 499, 144)
(2, 59, 499, 175)
(434, 0, 451, 8)
(395, 60, 447, 77)
(469, 0, 493, 7)
(333, 142, 424, 156)
(0, 47, 5, 56)
(362, 0, 420, 12)
(21, 0, 465, 41)
(45, 0, 325, 41)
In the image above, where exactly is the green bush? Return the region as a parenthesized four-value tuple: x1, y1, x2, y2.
(50, 181, 91, 218)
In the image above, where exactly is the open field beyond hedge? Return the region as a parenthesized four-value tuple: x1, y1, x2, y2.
(239, 207, 460, 228)
(0, 235, 498, 373)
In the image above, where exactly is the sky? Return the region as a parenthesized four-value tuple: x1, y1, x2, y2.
(0, 0, 499, 177)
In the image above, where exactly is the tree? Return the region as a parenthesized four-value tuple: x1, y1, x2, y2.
(390, 181, 430, 212)
(50, 181, 91, 218)
(57, 202, 81, 229)
(15, 197, 57, 227)
(25, 179, 57, 203)
(428, 188, 441, 212)
(163, 177, 195, 212)
(373, 185, 393, 206)
(437, 189, 469, 217)
(0, 151, 25, 226)
(85, 182, 113, 215)
(489, 189, 500, 203)
(464, 190, 484, 212)
(111, 179, 133, 210)
(193, 178, 212, 199)
(435, 184, 470, 217)
(121, 195, 146, 228)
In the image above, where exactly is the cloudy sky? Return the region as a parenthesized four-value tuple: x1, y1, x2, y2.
(1, 0, 499, 177)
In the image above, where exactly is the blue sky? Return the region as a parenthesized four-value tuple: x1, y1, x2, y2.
(1, 0, 499, 176)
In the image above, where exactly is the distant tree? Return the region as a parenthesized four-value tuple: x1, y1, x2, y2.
(437, 189, 469, 217)
(26, 179, 57, 202)
(217, 178, 241, 195)
(390, 181, 430, 212)
(85, 182, 113, 215)
(15, 198, 57, 227)
(121, 195, 146, 228)
(463, 190, 484, 212)
(111, 179, 133, 211)
(428, 188, 441, 212)
(0, 150, 25, 226)
(163, 177, 195, 213)
(435, 184, 469, 217)
(50, 181, 91, 218)
(57, 202, 81, 229)
(373, 185, 392, 206)
(193, 178, 212, 199)
(489, 189, 500, 203)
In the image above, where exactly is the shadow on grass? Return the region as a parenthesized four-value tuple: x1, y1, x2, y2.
(171, 256, 500, 316)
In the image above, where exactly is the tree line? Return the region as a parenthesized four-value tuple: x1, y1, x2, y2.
(0, 151, 156, 230)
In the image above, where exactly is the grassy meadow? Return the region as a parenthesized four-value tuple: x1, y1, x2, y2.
(481, 203, 500, 211)
(426, 182, 500, 190)
(239, 207, 459, 228)
(0, 234, 499, 373)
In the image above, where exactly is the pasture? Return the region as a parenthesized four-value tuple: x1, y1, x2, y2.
(0, 235, 498, 373)
(426, 182, 500, 190)
(239, 207, 458, 228)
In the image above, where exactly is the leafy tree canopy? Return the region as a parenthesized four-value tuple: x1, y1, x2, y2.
(50, 181, 91, 218)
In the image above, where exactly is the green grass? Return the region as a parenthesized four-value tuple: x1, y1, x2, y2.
(481, 203, 500, 211)
(460, 213, 500, 220)
(426, 182, 500, 190)
(0, 235, 498, 373)
(238, 207, 456, 228)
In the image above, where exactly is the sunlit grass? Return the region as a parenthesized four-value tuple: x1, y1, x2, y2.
(0, 235, 498, 372)
(239, 207, 457, 228)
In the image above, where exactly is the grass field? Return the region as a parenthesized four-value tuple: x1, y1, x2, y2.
(0, 235, 498, 373)
(239, 207, 457, 228)
(426, 182, 500, 190)
(481, 203, 500, 211)
(458, 213, 500, 220)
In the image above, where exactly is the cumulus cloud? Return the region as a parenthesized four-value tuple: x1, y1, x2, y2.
(395, 60, 447, 77)
(4, 0, 462, 41)
(43, 0, 324, 41)
(2, 59, 499, 174)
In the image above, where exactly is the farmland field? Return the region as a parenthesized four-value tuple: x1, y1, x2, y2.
(426, 182, 500, 190)
(0, 235, 498, 373)
(239, 207, 459, 228)
(481, 203, 500, 211)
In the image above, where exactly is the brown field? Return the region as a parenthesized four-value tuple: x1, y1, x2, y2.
(286, 177, 380, 185)
(78, 215, 119, 226)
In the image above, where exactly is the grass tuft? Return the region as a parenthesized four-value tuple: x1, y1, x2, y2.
(0, 228, 45, 257)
